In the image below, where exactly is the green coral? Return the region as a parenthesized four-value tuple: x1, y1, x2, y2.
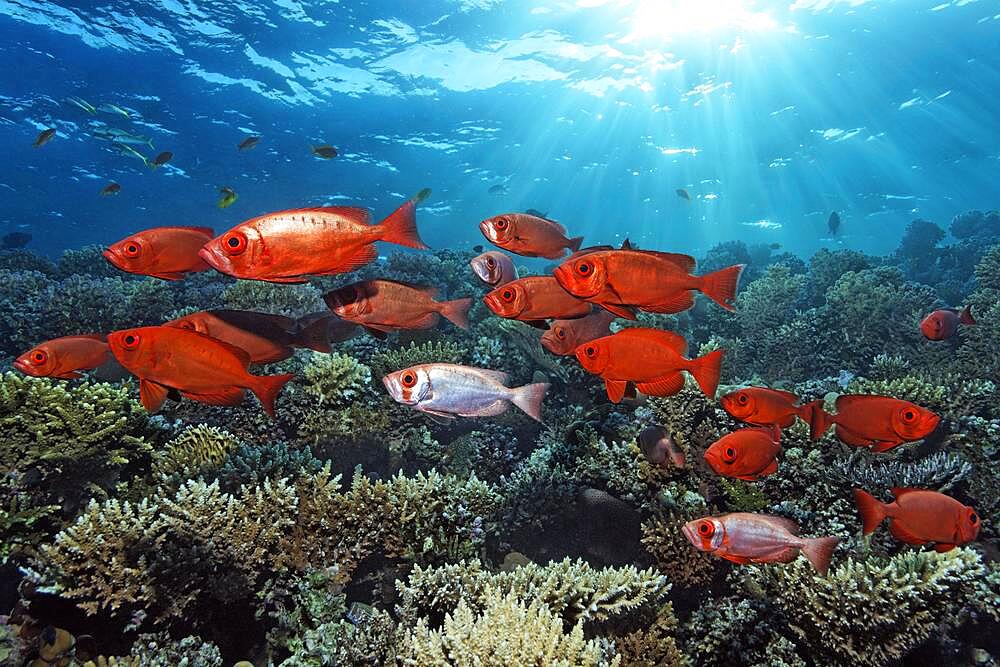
(369, 339, 467, 379)
(222, 279, 324, 317)
(151, 424, 240, 479)
(296, 351, 386, 442)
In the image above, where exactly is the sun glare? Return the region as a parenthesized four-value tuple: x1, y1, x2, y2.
(624, 0, 779, 41)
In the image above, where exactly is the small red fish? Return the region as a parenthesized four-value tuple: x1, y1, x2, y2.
(920, 305, 975, 341)
(483, 276, 591, 325)
(553, 249, 744, 319)
(13, 335, 110, 379)
(470, 250, 519, 287)
(704, 427, 781, 481)
(103, 226, 215, 280)
(540, 310, 616, 356)
(683, 513, 839, 574)
(808, 394, 939, 452)
(479, 213, 583, 259)
(199, 191, 429, 283)
(638, 425, 685, 468)
(853, 488, 979, 551)
(107, 325, 293, 417)
(574, 328, 723, 402)
(720, 387, 816, 429)
(324, 279, 471, 336)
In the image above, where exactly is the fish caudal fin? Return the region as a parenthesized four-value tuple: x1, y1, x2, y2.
(439, 297, 473, 330)
(699, 264, 745, 311)
(294, 318, 332, 353)
(801, 400, 832, 439)
(960, 305, 976, 325)
(251, 373, 295, 418)
(801, 536, 840, 575)
(377, 198, 429, 250)
(688, 349, 724, 398)
(511, 382, 550, 423)
(852, 488, 887, 535)
(567, 236, 584, 252)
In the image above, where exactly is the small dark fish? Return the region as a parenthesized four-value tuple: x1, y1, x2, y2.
(33, 128, 56, 147)
(100, 182, 121, 196)
(149, 151, 173, 168)
(237, 136, 260, 151)
(676, 188, 691, 201)
(473, 244, 484, 253)
(638, 425, 685, 468)
(1, 232, 31, 249)
(311, 144, 338, 159)
(769, 243, 781, 250)
(828, 211, 841, 234)
(488, 184, 507, 195)
(217, 186, 237, 209)
(525, 208, 549, 218)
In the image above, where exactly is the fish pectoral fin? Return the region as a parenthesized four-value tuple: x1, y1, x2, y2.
(718, 553, 752, 565)
(599, 302, 637, 320)
(459, 400, 509, 418)
(933, 543, 956, 552)
(634, 373, 685, 397)
(760, 459, 779, 476)
(179, 387, 247, 407)
(605, 379, 628, 403)
(870, 440, 901, 453)
(645, 290, 695, 314)
(406, 311, 441, 330)
(833, 424, 873, 448)
(323, 244, 378, 274)
(139, 379, 170, 413)
(419, 408, 456, 423)
(887, 519, 926, 545)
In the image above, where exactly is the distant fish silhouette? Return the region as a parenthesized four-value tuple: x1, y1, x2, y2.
(149, 151, 173, 169)
(100, 182, 121, 196)
(473, 244, 484, 253)
(311, 144, 337, 159)
(33, 128, 56, 147)
(488, 184, 507, 195)
(525, 208, 549, 218)
(2, 232, 31, 249)
(828, 211, 841, 234)
(237, 136, 260, 151)
(676, 188, 691, 201)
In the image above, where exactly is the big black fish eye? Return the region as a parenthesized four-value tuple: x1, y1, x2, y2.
(501, 289, 514, 301)
(970, 513, 979, 524)
(585, 346, 596, 358)
(486, 256, 495, 267)
(495, 218, 508, 230)
(577, 262, 592, 275)
(30, 350, 47, 365)
(698, 521, 714, 536)
(737, 393, 749, 405)
(401, 372, 417, 388)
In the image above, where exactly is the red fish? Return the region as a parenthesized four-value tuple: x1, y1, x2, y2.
(482, 276, 590, 325)
(324, 279, 471, 336)
(479, 213, 583, 259)
(164, 310, 338, 364)
(704, 427, 781, 481)
(920, 306, 975, 341)
(103, 226, 214, 280)
(540, 310, 616, 356)
(853, 488, 980, 551)
(199, 191, 430, 283)
(808, 394, 939, 452)
(574, 328, 723, 402)
(682, 513, 839, 574)
(106, 326, 293, 417)
(553, 249, 744, 319)
(470, 250, 519, 287)
(720, 387, 816, 429)
(638, 425, 685, 468)
(13, 335, 110, 379)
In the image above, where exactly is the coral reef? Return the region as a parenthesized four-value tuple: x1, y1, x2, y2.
(369, 339, 468, 379)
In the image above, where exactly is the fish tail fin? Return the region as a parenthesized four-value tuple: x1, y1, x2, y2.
(960, 305, 976, 325)
(801, 399, 832, 439)
(439, 297, 473, 330)
(511, 382, 550, 423)
(377, 198, 429, 250)
(294, 318, 332, 353)
(688, 348, 723, 399)
(699, 264, 744, 311)
(852, 488, 887, 535)
(251, 373, 294, 419)
(567, 236, 584, 252)
(801, 535, 840, 575)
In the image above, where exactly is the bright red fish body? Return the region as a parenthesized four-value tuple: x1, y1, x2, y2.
(853, 488, 979, 551)
(920, 306, 975, 341)
(540, 310, 616, 356)
(704, 427, 781, 481)
(720, 387, 815, 429)
(164, 310, 332, 364)
(553, 249, 744, 319)
(107, 325, 293, 417)
(809, 394, 939, 452)
(479, 213, 582, 259)
(683, 513, 839, 574)
(103, 226, 214, 280)
(574, 327, 723, 402)
(199, 196, 427, 283)
(483, 276, 590, 324)
(324, 279, 471, 336)
(14, 335, 110, 379)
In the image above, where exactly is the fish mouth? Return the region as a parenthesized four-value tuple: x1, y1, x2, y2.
(478, 220, 496, 243)
(482, 293, 504, 315)
(680, 523, 699, 547)
(101, 248, 118, 265)
(551, 264, 574, 292)
(12, 359, 35, 375)
(198, 246, 228, 273)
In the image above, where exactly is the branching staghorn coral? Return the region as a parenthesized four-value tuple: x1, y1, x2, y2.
(836, 450, 972, 493)
(213, 440, 323, 492)
(682, 595, 802, 667)
(151, 424, 240, 479)
(295, 351, 388, 442)
(221, 279, 324, 317)
(369, 339, 468, 379)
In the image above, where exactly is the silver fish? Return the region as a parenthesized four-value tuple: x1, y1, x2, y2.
(470, 250, 518, 286)
(382, 363, 549, 423)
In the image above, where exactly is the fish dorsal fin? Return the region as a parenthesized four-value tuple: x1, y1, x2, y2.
(890, 487, 921, 499)
(617, 327, 687, 354)
(563, 246, 614, 263)
(374, 279, 439, 298)
(176, 226, 215, 237)
(272, 206, 371, 225)
(833, 394, 872, 412)
(186, 329, 253, 368)
(760, 515, 799, 534)
(71, 333, 108, 342)
(475, 368, 510, 385)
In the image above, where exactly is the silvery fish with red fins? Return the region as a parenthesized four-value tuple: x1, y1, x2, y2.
(383, 363, 549, 423)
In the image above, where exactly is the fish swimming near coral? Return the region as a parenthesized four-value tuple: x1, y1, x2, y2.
(488, 184, 507, 195)
(103, 226, 215, 280)
(470, 250, 518, 287)
(164, 309, 336, 364)
(574, 328, 723, 402)
(107, 325, 294, 417)
(294, 312, 361, 348)
(682, 513, 839, 574)
(217, 186, 237, 209)
(200, 190, 430, 283)
(1, 231, 32, 249)
(720, 386, 817, 429)
(540, 310, 616, 356)
(99, 182, 121, 196)
(323, 279, 472, 335)
(237, 136, 260, 151)
(828, 211, 841, 234)
(483, 276, 591, 326)
(808, 394, 940, 452)
(33, 128, 56, 147)
(13, 335, 110, 379)
(853, 488, 979, 551)
(704, 427, 781, 481)
(479, 213, 583, 259)
(383, 363, 549, 423)
(638, 425, 685, 468)
(920, 306, 975, 341)
(553, 248, 744, 319)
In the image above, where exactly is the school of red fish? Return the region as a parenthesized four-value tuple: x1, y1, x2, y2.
(15, 197, 981, 572)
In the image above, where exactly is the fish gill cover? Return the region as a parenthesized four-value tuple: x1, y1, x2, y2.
(0, 0, 998, 665)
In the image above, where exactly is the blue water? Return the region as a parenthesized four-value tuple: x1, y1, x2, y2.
(1, 1, 998, 258)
